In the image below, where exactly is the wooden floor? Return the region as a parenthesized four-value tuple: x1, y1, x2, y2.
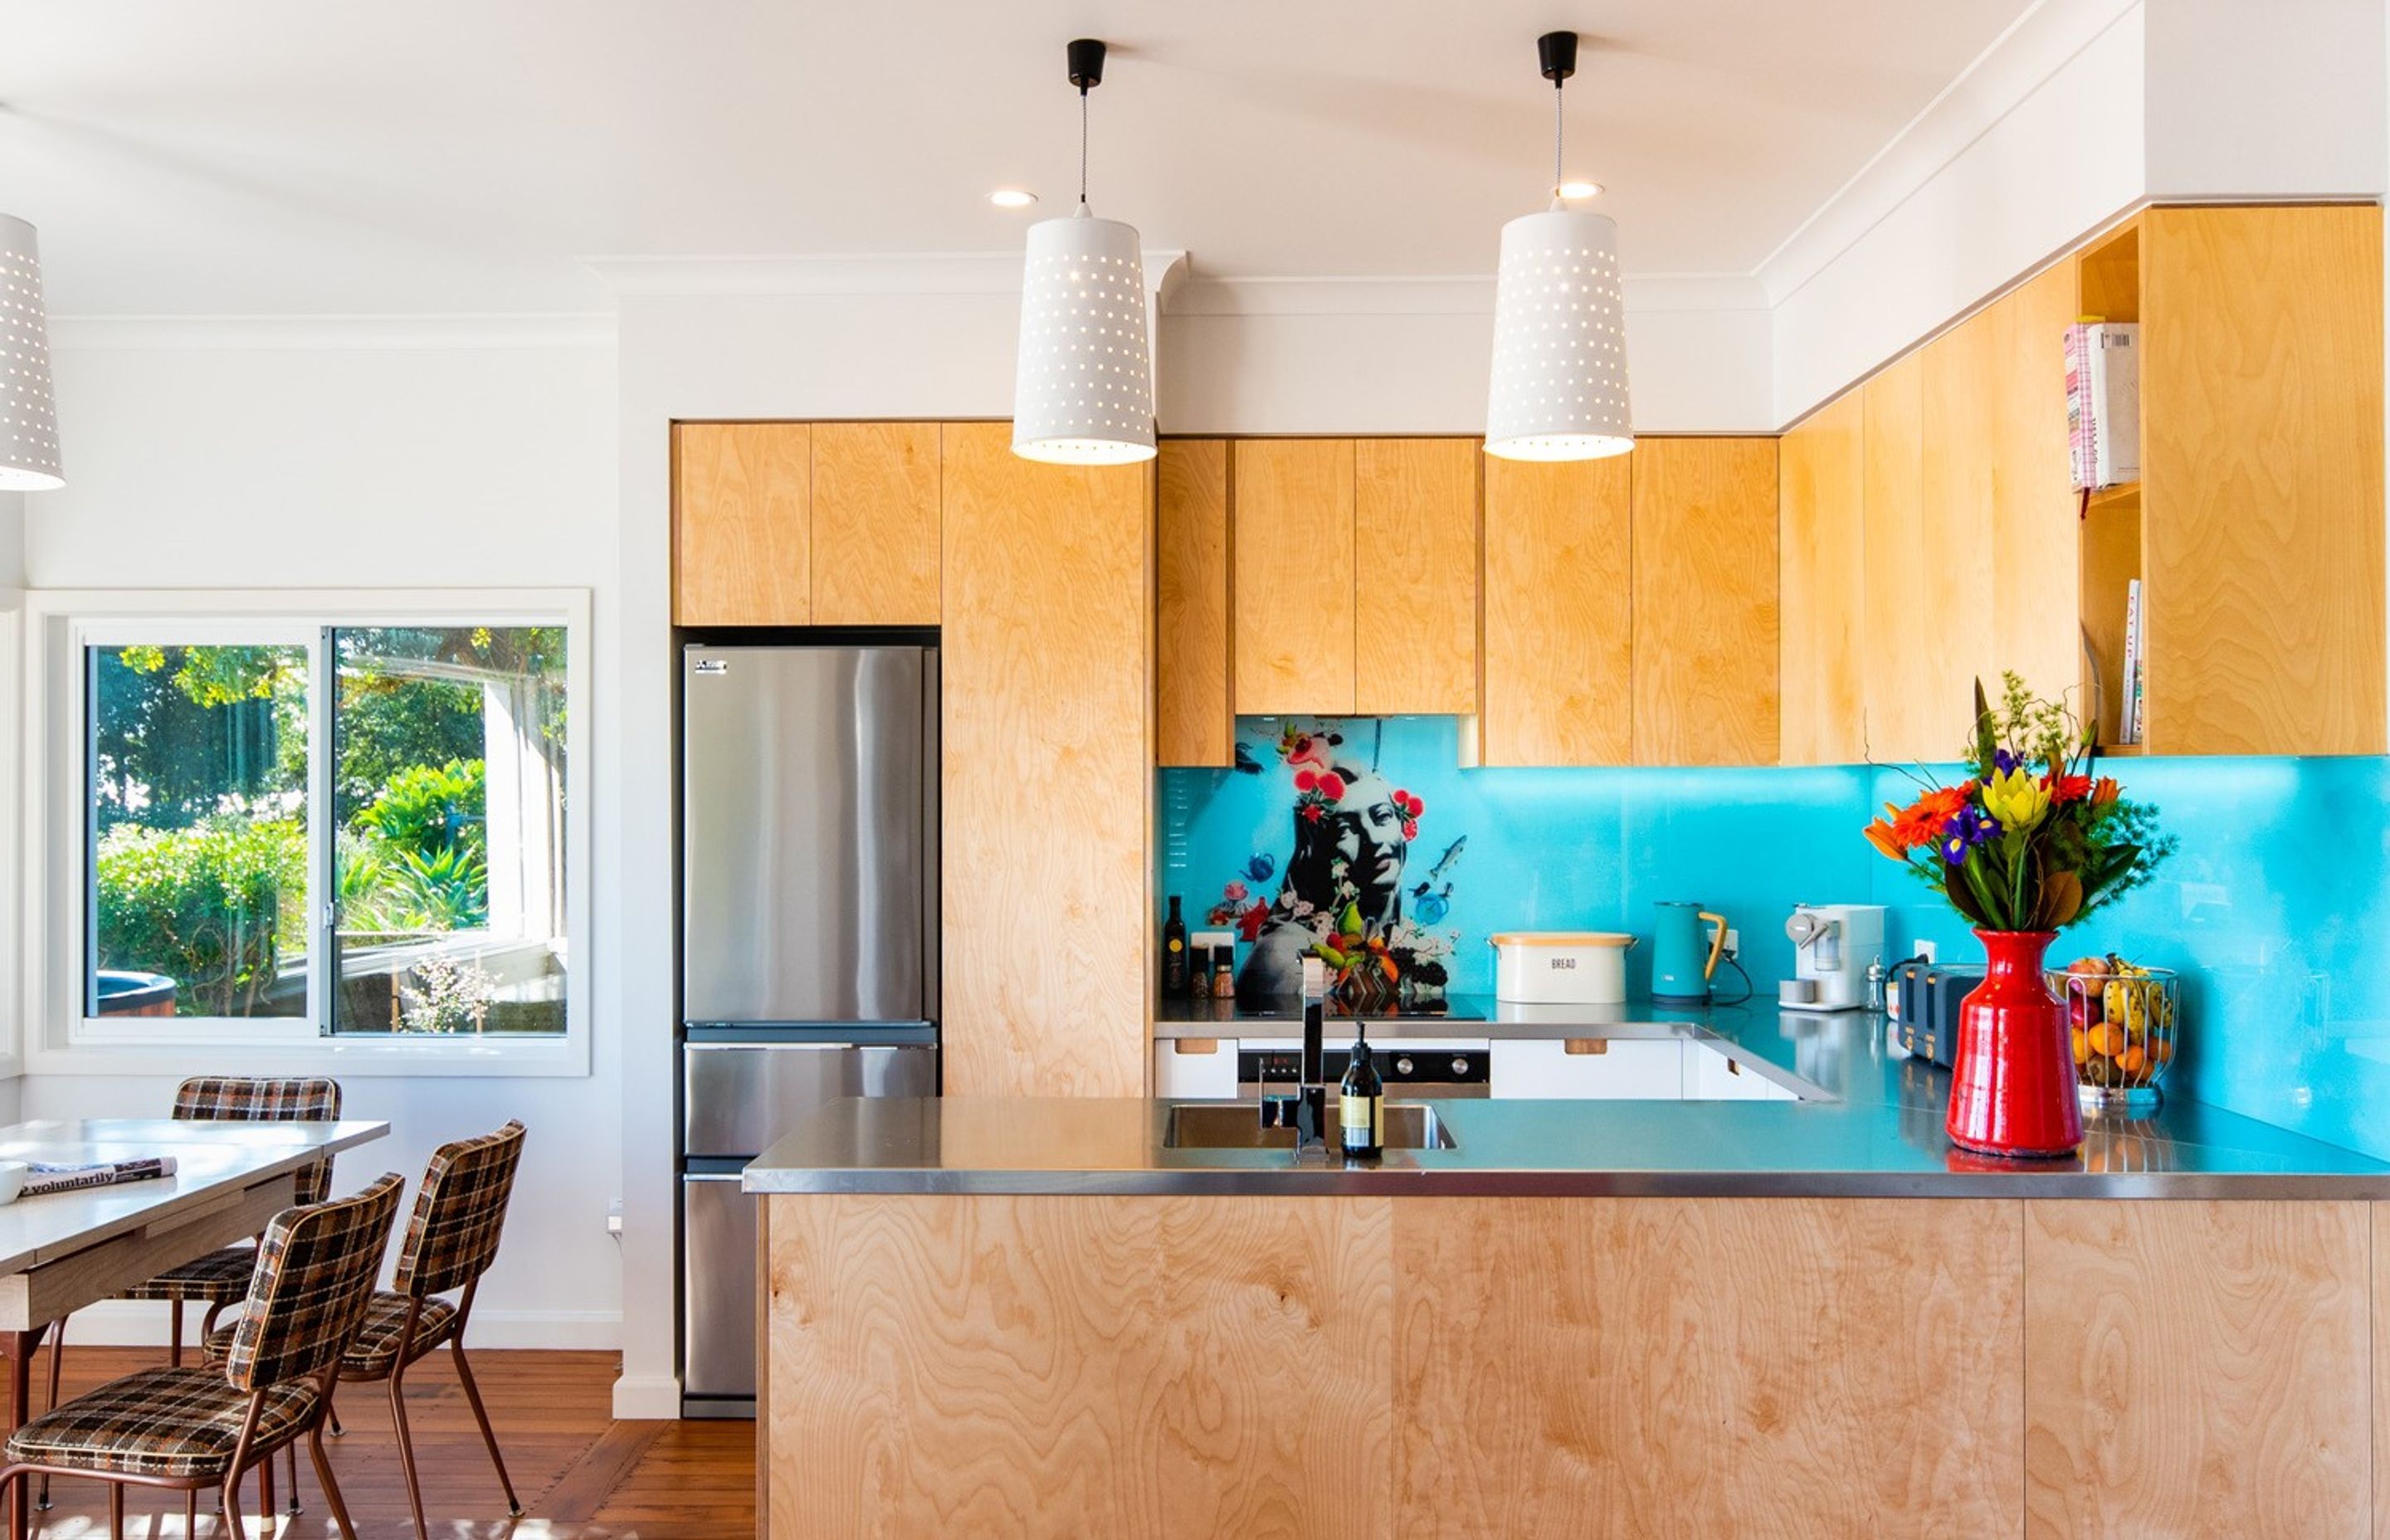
(15, 1347, 754, 1539)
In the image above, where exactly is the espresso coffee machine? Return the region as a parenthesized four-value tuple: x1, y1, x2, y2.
(1783, 904, 1885, 1011)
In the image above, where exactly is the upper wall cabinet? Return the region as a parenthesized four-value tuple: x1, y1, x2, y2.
(1354, 438, 1480, 715)
(1157, 439, 1232, 767)
(812, 422, 941, 626)
(1779, 393, 1868, 766)
(1480, 454, 1633, 766)
(673, 422, 812, 626)
(1232, 439, 1356, 715)
(672, 420, 945, 628)
(1632, 438, 1780, 766)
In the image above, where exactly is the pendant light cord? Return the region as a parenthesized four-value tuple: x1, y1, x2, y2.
(1552, 79, 1564, 197)
(1080, 86, 1090, 207)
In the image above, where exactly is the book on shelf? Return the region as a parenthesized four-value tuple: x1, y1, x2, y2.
(2066, 321, 2141, 491)
(2119, 578, 2145, 744)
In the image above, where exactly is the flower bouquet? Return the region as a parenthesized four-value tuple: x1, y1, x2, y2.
(1864, 674, 2173, 1157)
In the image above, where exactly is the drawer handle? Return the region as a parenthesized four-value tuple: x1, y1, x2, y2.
(1173, 1038, 1221, 1055)
(1563, 1039, 1609, 1056)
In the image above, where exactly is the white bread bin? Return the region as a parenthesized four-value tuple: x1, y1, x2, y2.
(1490, 932, 1636, 1004)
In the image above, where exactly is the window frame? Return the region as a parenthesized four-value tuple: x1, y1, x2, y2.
(22, 588, 592, 1078)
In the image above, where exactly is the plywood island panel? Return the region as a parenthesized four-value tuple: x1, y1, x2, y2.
(938, 422, 1151, 1098)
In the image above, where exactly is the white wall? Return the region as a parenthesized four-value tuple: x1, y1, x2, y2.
(15, 323, 623, 1348)
(2144, 0, 2387, 197)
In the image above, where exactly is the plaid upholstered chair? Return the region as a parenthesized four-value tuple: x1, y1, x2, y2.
(1, 1172, 403, 1540)
(211, 1119, 528, 1540)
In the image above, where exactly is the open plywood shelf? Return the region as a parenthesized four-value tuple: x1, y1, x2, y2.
(2071, 216, 2146, 755)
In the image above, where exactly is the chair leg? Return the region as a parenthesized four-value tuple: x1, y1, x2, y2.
(449, 1338, 521, 1515)
(6, 1464, 25, 1540)
(35, 1317, 60, 1511)
(168, 1301, 183, 1369)
(306, 1427, 356, 1540)
(285, 1440, 301, 1514)
(388, 1370, 427, 1540)
(222, 1464, 248, 1540)
(107, 1480, 122, 1539)
(185, 1489, 198, 1537)
(258, 1449, 275, 1532)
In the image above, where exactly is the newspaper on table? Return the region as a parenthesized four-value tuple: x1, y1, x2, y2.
(21, 1156, 178, 1197)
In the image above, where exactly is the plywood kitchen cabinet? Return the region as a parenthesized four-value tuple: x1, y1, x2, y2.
(1917, 309, 1998, 740)
(672, 422, 812, 625)
(1778, 392, 1869, 764)
(809, 421, 940, 625)
(1353, 438, 1479, 714)
(2136, 203, 2385, 754)
(1990, 264, 2080, 709)
(1232, 439, 1356, 715)
(1479, 455, 1634, 766)
(939, 422, 1150, 1098)
(1632, 436, 1780, 766)
(1157, 439, 1233, 767)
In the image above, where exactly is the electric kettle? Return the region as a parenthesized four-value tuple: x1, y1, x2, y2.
(1651, 902, 1729, 1005)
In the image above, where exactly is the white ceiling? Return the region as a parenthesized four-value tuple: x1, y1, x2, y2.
(0, 0, 2032, 314)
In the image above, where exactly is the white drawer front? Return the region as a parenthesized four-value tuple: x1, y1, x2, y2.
(1489, 1038, 1685, 1099)
(1153, 1038, 1239, 1099)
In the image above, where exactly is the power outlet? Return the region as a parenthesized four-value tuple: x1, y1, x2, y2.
(1915, 938, 1939, 965)
(1723, 928, 1740, 958)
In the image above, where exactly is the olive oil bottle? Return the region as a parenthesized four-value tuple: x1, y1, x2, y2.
(1339, 1022, 1384, 1159)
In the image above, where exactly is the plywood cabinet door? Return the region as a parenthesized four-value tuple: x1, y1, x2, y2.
(1861, 353, 1931, 762)
(1232, 439, 1357, 715)
(2141, 204, 2386, 754)
(939, 422, 1150, 1098)
(1778, 393, 1869, 765)
(1918, 310, 1998, 753)
(811, 421, 940, 625)
(1990, 266, 2080, 709)
(672, 422, 811, 626)
(1157, 439, 1232, 767)
(1632, 437, 1780, 767)
(1354, 438, 1479, 714)
(1480, 456, 1633, 766)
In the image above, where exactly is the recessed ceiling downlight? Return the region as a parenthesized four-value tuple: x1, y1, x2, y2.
(988, 188, 1039, 209)
(1557, 179, 1603, 200)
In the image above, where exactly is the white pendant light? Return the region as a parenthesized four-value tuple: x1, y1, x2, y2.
(1485, 32, 1632, 463)
(0, 213, 61, 490)
(1012, 38, 1156, 465)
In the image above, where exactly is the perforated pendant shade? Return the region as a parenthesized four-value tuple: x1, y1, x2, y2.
(1484, 207, 1632, 462)
(1012, 208, 1156, 465)
(0, 215, 61, 490)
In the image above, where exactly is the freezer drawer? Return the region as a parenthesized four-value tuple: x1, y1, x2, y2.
(682, 1042, 939, 1158)
(682, 1174, 758, 1406)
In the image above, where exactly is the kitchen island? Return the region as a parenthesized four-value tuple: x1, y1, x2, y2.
(747, 1010, 2390, 1538)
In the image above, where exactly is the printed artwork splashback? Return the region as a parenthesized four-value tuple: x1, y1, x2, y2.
(1159, 716, 2390, 1163)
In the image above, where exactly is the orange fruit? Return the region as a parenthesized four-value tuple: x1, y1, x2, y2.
(2118, 1045, 2146, 1076)
(2071, 1029, 2090, 1065)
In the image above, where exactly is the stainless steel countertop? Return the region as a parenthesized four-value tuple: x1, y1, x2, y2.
(745, 1004, 2390, 1199)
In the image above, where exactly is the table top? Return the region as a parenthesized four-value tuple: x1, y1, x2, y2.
(747, 1008, 2390, 1200)
(0, 1119, 390, 1278)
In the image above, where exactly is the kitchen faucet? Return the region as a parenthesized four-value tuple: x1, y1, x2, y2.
(1260, 958, 1330, 1152)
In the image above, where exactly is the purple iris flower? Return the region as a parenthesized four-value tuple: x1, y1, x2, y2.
(1940, 806, 1997, 865)
(1993, 748, 2019, 776)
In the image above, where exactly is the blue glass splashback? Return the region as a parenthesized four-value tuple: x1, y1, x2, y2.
(1158, 716, 2390, 1160)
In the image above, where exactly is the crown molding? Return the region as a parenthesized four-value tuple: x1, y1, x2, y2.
(46, 314, 616, 350)
(1753, 0, 2142, 307)
(1165, 271, 1766, 319)
(585, 249, 1189, 305)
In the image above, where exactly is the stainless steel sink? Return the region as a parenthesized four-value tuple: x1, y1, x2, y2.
(1162, 1101, 1456, 1151)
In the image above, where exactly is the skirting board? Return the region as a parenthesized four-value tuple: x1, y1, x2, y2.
(51, 1300, 622, 1352)
(612, 1373, 683, 1421)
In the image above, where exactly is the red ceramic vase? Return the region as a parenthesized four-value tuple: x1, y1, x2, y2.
(1944, 929, 2083, 1159)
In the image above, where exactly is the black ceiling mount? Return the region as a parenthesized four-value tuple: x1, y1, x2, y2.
(1539, 31, 1578, 85)
(1068, 38, 1107, 94)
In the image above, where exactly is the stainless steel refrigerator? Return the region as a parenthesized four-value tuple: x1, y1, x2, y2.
(678, 641, 939, 1416)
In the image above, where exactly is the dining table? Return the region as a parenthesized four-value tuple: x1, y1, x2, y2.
(0, 1117, 390, 1440)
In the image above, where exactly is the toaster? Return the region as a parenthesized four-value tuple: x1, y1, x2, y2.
(1892, 959, 1984, 1069)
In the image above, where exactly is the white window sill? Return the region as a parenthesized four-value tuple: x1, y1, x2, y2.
(24, 1034, 590, 1079)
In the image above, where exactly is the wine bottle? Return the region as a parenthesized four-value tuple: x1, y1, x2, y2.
(1339, 1022, 1384, 1159)
(1161, 895, 1190, 996)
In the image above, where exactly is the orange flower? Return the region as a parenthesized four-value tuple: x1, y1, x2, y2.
(1889, 786, 1970, 850)
(1863, 817, 1907, 860)
(2046, 774, 2092, 805)
(2090, 776, 2121, 807)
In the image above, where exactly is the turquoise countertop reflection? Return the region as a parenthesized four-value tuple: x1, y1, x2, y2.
(1158, 719, 2390, 1163)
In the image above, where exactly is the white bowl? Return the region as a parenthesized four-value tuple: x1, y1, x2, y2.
(0, 1162, 29, 1206)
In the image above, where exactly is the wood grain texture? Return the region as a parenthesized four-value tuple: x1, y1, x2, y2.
(2075, 219, 2141, 325)
(2023, 1199, 2369, 1540)
(2140, 203, 2386, 754)
(1354, 437, 1479, 714)
(1992, 263, 2084, 709)
(1631, 437, 1781, 766)
(811, 421, 941, 625)
(766, 1194, 1393, 1540)
(1480, 454, 1633, 765)
(1393, 1196, 2024, 1538)
(673, 422, 812, 625)
(1919, 309, 2000, 749)
(1778, 392, 1869, 765)
(1232, 439, 1357, 714)
(939, 422, 1150, 1098)
(1861, 351, 1934, 762)
(1157, 439, 1232, 767)
(2079, 485, 2143, 749)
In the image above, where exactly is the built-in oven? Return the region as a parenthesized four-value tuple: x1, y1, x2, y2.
(1236, 1045, 1490, 1099)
